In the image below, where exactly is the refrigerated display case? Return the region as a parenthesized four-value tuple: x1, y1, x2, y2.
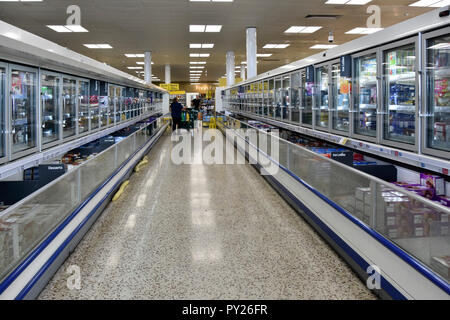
(353, 50, 378, 140)
(332, 62, 350, 133)
(78, 80, 89, 134)
(275, 77, 282, 119)
(282, 75, 290, 120)
(10, 66, 37, 156)
(423, 30, 450, 157)
(62, 78, 77, 138)
(263, 80, 269, 116)
(268, 79, 275, 118)
(316, 64, 330, 130)
(382, 40, 418, 148)
(302, 69, 313, 127)
(0, 64, 5, 161)
(291, 71, 301, 123)
(41, 72, 60, 145)
(90, 80, 100, 131)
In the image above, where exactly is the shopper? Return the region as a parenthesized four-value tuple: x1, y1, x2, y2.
(192, 96, 201, 111)
(170, 97, 185, 132)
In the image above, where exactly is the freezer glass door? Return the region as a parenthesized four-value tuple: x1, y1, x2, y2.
(78, 80, 89, 134)
(425, 34, 450, 153)
(11, 68, 37, 153)
(331, 63, 350, 132)
(354, 53, 378, 137)
(291, 72, 301, 123)
(41, 74, 60, 144)
(268, 79, 274, 117)
(275, 77, 282, 119)
(302, 70, 313, 125)
(316, 65, 330, 129)
(282, 76, 290, 120)
(62, 78, 77, 138)
(0, 67, 6, 158)
(382, 44, 417, 145)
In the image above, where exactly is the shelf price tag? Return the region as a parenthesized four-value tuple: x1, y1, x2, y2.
(339, 137, 349, 145)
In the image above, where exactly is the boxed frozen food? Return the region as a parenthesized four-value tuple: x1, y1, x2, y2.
(420, 173, 446, 196)
(436, 196, 450, 208)
(404, 185, 436, 200)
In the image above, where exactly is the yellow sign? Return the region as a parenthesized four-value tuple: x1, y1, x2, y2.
(170, 91, 186, 95)
(160, 83, 179, 91)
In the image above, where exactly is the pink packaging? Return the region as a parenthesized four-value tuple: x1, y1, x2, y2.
(420, 173, 446, 196)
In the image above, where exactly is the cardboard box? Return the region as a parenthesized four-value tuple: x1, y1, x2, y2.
(420, 173, 446, 196)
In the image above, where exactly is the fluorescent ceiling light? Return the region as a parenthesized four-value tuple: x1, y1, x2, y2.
(263, 44, 290, 49)
(47, 25, 72, 33)
(190, 66, 205, 69)
(189, 43, 214, 49)
(205, 25, 222, 32)
(256, 53, 273, 57)
(189, 25, 222, 32)
(136, 61, 154, 65)
(310, 44, 338, 49)
(124, 54, 145, 58)
(190, 0, 234, 2)
(47, 25, 88, 32)
(325, 0, 372, 4)
(65, 25, 89, 32)
(190, 61, 207, 64)
(346, 27, 384, 34)
(190, 53, 211, 57)
(410, 0, 450, 6)
(284, 26, 322, 34)
(84, 44, 112, 49)
(127, 67, 143, 70)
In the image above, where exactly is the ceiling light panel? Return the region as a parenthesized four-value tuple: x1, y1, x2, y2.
(310, 44, 338, 49)
(189, 25, 222, 32)
(84, 44, 112, 49)
(284, 26, 322, 34)
(345, 27, 384, 34)
(263, 44, 290, 49)
(409, 0, 450, 7)
(325, 0, 372, 4)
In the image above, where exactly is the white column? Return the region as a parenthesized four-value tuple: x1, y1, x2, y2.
(246, 27, 257, 79)
(226, 51, 235, 86)
(165, 64, 171, 84)
(240, 63, 246, 81)
(144, 51, 152, 84)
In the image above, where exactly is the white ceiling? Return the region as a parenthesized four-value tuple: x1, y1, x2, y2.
(0, 0, 436, 83)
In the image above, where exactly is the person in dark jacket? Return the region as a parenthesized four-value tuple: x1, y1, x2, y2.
(170, 97, 185, 132)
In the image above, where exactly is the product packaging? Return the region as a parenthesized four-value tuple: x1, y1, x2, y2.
(420, 173, 446, 196)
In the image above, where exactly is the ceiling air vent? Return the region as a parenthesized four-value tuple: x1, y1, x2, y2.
(305, 14, 341, 19)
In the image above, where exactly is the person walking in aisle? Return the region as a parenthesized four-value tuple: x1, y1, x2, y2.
(170, 97, 185, 132)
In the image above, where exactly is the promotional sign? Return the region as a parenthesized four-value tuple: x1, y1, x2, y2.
(306, 66, 315, 83)
(340, 55, 352, 78)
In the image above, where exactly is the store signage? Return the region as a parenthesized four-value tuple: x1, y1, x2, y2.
(306, 66, 315, 83)
(340, 55, 352, 78)
(331, 150, 354, 166)
(161, 83, 179, 91)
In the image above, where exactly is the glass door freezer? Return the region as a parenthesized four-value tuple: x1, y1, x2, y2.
(381, 38, 419, 151)
(0, 64, 6, 163)
(423, 28, 450, 159)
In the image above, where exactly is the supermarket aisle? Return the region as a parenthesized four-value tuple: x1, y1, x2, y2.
(38, 128, 376, 300)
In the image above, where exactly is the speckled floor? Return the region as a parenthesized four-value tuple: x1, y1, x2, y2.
(38, 128, 377, 300)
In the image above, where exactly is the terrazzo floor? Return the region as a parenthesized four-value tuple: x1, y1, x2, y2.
(38, 128, 377, 300)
